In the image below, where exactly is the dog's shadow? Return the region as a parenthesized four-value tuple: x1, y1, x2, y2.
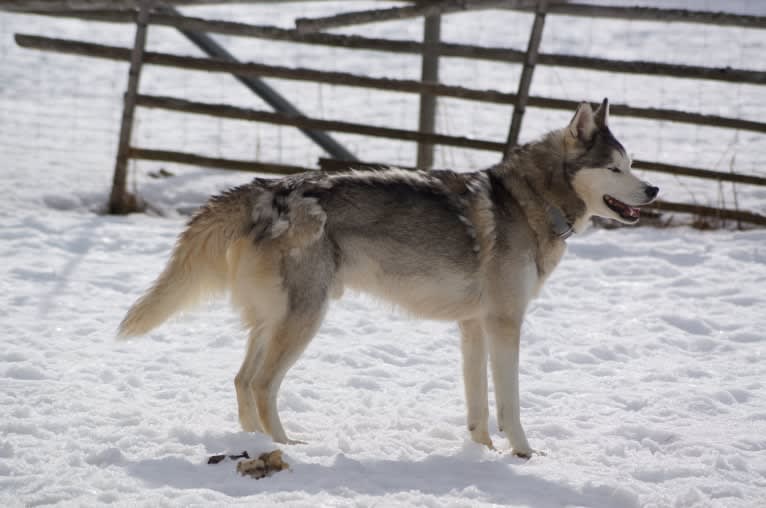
(123, 431, 634, 507)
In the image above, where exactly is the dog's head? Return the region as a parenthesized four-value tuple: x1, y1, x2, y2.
(563, 99, 659, 228)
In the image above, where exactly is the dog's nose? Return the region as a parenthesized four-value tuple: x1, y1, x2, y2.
(645, 186, 659, 200)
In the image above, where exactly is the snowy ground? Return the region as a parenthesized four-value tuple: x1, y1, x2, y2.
(2, 2, 766, 507)
(2, 186, 766, 507)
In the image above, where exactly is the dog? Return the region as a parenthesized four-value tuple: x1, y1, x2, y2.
(119, 99, 658, 458)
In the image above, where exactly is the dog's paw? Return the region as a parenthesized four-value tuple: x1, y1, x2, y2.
(469, 429, 495, 450)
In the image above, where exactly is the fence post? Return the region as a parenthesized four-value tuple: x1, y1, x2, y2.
(416, 13, 440, 169)
(503, 0, 548, 158)
(108, 0, 151, 214)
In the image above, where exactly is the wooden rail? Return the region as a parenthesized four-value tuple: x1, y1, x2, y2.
(646, 201, 766, 227)
(128, 147, 311, 174)
(295, 0, 520, 32)
(533, 4, 766, 28)
(631, 160, 766, 187)
(15, 34, 766, 135)
(24, 10, 766, 86)
(293, 1, 766, 32)
(2, 0, 315, 10)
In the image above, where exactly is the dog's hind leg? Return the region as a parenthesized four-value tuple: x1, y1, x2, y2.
(252, 301, 328, 444)
(459, 319, 493, 449)
(234, 327, 267, 433)
(483, 315, 533, 458)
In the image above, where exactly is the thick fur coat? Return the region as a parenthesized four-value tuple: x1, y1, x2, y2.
(119, 100, 658, 457)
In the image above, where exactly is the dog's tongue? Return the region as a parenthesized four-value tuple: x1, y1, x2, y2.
(606, 195, 640, 219)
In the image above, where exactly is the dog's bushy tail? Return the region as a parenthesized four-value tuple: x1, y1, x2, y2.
(118, 186, 253, 338)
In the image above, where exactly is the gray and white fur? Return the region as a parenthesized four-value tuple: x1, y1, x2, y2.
(119, 99, 658, 458)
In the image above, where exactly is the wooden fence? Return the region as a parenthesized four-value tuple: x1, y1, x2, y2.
(7, 0, 766, 225)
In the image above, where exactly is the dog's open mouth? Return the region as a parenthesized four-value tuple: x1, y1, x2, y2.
(603, 195, 640, 222)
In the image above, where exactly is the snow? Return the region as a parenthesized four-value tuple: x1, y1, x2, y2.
(1, 2, 766, 507)
(4, 197, 766, 508)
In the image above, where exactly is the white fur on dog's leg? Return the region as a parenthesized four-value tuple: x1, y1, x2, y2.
(254, 389, 306, 444)
(255, 382, 289, 443)
(472, 429, 495, 450)
(459, 319, 494, 450)
(235, 330, 265, 433)
(235, 377, 262, 432)
(252, 303, 327, 445)
(484, 316, 533, 457)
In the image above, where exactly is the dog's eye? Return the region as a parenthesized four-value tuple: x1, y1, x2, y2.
(609, 167, 622, 174)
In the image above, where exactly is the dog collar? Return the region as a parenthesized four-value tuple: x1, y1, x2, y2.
(546, 205, 574, 240)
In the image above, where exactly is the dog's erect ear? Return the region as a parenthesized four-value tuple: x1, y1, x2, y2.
(567, 101, 597, 143)
(594, 98, 609, 129)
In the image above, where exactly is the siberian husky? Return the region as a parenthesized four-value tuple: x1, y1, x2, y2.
(119, 99, 658, 457)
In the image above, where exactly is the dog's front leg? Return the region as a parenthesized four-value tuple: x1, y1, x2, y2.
(483, 315, 532, 458)
(459, 320, 493, 449)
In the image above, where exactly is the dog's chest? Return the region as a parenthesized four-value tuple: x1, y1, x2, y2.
(535, 240, 567, 293)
